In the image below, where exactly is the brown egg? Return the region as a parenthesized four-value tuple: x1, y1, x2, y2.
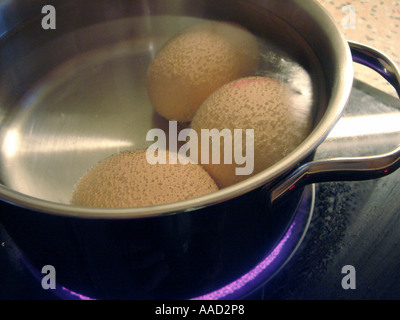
(190, 76, 312, 188)
(146, 21, 259, 122)
(71, 149, 218, 208)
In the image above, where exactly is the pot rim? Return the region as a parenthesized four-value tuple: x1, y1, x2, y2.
(0, 0, 354, 219)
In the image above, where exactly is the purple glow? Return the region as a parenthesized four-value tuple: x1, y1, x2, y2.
(191, 222, 295, 300)
(61, 286, 97, 300)
(53, 186, 312, 301)
(58, 221, 295, 301)
(58, 221, 296, 301)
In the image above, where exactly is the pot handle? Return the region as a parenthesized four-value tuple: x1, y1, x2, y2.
(270, 41, 400, 205)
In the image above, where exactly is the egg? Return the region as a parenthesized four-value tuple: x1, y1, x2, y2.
(71, 149, 218, 208)
(146, 21, 259, 122)
(190, 76, 312, 188)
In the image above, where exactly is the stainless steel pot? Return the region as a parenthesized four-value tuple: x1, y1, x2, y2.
(0, 0, 399, 299)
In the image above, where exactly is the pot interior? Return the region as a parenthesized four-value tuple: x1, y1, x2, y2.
(0, 0, 340, 213)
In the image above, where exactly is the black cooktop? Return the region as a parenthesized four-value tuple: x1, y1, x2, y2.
(254, 79, 400, 300)
(1, 79, 400, 300)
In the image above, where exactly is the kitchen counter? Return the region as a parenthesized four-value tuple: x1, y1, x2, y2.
(316, 0, 400, 97)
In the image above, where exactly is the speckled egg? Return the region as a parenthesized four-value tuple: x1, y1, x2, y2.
(146, 21, 259, 122)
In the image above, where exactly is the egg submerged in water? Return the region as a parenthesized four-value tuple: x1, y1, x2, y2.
(71, 149, 218, 208)
(190, 76, 313, 189)
(146, 21, 260, 122)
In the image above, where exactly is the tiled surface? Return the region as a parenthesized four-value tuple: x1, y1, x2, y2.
(316, 0, 400, 97)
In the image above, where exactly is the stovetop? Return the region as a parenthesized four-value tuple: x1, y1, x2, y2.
(255, 79, 400, 300)
(1, 79, 399, 300)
